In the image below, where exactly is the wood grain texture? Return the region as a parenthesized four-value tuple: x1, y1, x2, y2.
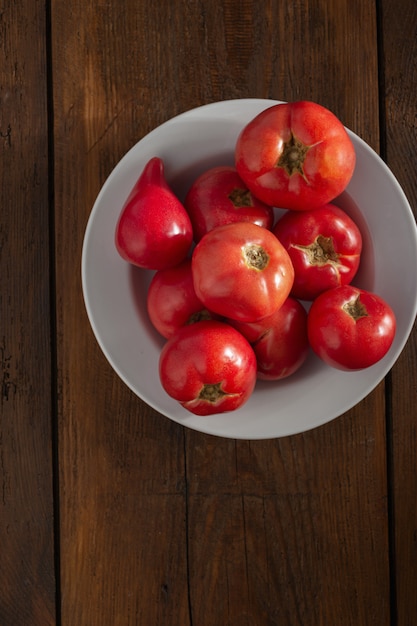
(48, 0, 414, 624)
(4, 0, 417, 624)
(381, 0, 417, 624)
(186, 392, 390, 625)
(51, 1, 191, 623)
(0, 1, 56, 624)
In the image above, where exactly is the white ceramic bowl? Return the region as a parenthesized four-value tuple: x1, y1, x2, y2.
(81, 99, 417, 439)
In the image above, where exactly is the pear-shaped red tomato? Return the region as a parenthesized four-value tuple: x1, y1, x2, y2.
(115, 157, 193, 270)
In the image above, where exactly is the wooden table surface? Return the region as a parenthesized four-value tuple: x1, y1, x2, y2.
(1, 1, 416, 624)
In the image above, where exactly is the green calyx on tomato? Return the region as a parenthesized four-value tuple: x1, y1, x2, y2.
(187, 309, 215, 325)
(276, 133, 311, 179)
(342, 295, 369, 321)
(243, 244, 269, 270)
(228, 188, 253, 207)
(294, 235, 339, 266)
(198, 382, 230, 403)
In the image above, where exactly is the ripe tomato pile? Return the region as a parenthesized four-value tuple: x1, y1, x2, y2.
(115, 101, 396, 416)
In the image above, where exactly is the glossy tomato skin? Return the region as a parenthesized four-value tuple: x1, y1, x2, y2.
(159, 320, 257, 415)
(115, 157, 193, 270)
(273, 203, 362, 300)
(229, 297, 309, 380)
(184, 165, 274, 242)
(307, 285, 396, 370)
(191, 222, 295, 322)
(235, 101, 356, 211)
(147, 259, 218, 339)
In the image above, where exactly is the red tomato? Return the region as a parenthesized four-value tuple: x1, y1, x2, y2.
(229, 297, 309, 380)
(307, 285, 396, 370)
(159, 320, 257, 415)
(184, 165, 274, 242)
(273, 203, 362, 300)
(191, 222, 294, 322)
(147, 260, 219, 339)
(115, 157, 193, 270)
(235, 101, 356, 211)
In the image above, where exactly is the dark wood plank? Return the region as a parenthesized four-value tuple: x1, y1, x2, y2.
(0, 2, 56, 625)
(51, 2, 191, 624)
(52, 0, 393, 623)
(381, 0, 417, 623)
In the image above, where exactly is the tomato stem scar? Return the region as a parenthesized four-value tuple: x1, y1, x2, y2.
(295, 235, 340, 266)
(243, 244, 269, 270)
(187, 309, 214, 325)
(199, 382, 228, 402)
(277, 132, 310, 178)
(343, 295, 369, 321)
(228, 188, 253, 207)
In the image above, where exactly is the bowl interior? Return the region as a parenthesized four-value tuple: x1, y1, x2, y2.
(82, 99, 417, 439)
